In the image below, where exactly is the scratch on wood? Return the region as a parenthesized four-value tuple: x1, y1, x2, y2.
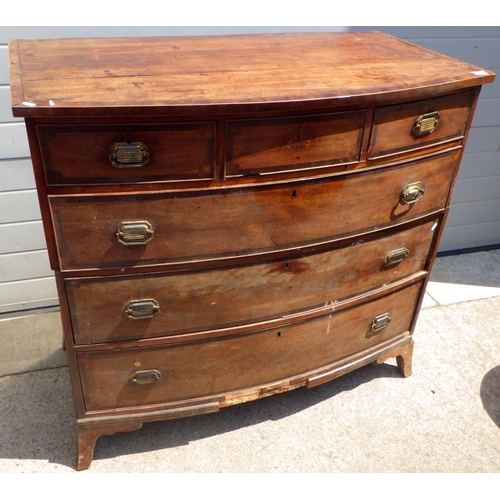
(326, 314, 332, 335)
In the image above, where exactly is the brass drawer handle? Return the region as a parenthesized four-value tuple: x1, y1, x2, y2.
(413, 111, 440, 137)
(371, 313, 392, 332)
(385, 247, 410, 267)
(401, 181, 425, 205)
(116, 221, 154, 245)
(130, 370, 162, 385)
(109, 141, 150, 168)
(125, 299, 160, 320)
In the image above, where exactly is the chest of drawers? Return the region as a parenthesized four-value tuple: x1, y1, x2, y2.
(9, 32, 494, 470)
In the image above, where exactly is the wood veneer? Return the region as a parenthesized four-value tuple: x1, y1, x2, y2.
(9, 31, 495, 470)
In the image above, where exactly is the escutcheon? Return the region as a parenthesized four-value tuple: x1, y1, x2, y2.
(125, 299, 160, 320)
(400, 181, 425, 205)
(109, 141, 150, 168)
(130, 370, 162, 385)
(412, 111, 440, 137)
(116, 221, 154, 246)
(371, 312, 392, 332)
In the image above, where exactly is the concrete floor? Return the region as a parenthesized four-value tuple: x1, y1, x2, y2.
(1, 250, 500, 473)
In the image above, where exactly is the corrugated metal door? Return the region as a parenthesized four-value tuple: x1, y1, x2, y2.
(0, 37, 57, 313)
(375, 27, 500, 252)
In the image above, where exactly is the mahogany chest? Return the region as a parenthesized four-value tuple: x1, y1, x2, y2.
(9, 31, 495, 470)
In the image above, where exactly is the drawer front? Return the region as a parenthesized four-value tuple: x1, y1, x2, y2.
(38, 122, 216, 185)
(50, 149, 458, 271)
(67, 218, 438, 345)
(225, 111, 366, 176)
(78, 282, 422, 411)
(368, 91, 477, 160)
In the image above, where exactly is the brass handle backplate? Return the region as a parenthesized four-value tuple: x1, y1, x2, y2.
(110, 141, 150, 168)
(385, 247, 410, 267)
(413, 111, 440, 137)
(130, 370, 162, 385)
(371, 313, 392, 332)
(401, 181, 425, 205)
(125, 299, 160, 320)
(116, 221, 154, 245)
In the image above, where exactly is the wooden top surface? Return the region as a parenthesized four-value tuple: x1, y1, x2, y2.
(9, 31, 495, 117)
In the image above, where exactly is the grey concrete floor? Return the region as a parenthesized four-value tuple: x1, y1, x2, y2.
(1, 250, 499, 473)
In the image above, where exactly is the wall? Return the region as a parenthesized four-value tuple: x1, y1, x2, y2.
(374, 27, 500, 253)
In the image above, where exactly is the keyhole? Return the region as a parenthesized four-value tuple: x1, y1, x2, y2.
(291, 190, 297, 199)
(285, 262, 290, 270)
(277, 331, 281, 338)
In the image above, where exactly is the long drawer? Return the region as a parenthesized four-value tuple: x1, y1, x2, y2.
(77, 281, 422, 412)
(66, 218, 437, 345)
(50, 149, 459, 271)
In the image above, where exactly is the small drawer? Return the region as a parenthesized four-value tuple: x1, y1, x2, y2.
(368, 91, 477, 160)
(49, 148, 459, 271)
(66, 217, 438, 345)
(225, 111, 366, 176)
(37, 122, 216, 185)
(77, 281, 422, 411)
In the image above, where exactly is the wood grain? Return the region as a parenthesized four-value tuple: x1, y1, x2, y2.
(368, 90, 478, 159)
(66, 218, 438, 345)
(10, 32, 494, 470)
(226, 111, 365, 175)
(38, 122, 216, 185)
(50, 149, 459, 271)
(9, 32, 495, 117)
(77, 281, 422, 411)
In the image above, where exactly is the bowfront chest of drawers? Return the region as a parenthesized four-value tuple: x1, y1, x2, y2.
(9, 32, 495, 469)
